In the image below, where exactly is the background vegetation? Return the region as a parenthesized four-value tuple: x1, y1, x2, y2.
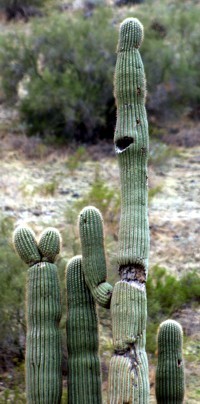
(0, 0, 200, 142)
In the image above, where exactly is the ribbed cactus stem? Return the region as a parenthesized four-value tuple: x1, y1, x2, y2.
(79, 206, 113, 308)
(114, 17, 149, 271)
(66, 256, 102, 404)
(156, 319, 185, 404)
(108, 17, 149, 403)
(13, 226, 62, 404)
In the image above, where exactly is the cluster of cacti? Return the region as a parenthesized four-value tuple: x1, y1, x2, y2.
(13, 16, 185, 404)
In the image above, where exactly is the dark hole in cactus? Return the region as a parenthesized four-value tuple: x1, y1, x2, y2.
(136, 118, 140, 124)
(115, 137, 134, 152)
(119, 263, 146, 283)
(137, 87, 141, 95)
(178, 359, 182, 367)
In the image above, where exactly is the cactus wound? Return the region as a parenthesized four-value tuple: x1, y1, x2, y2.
(119, 263, 146, 285)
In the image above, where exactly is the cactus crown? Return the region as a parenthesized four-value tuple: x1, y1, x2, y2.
(118, 18, 144, 51)
(13, 226, 61, 266)
(157, 319, 183, 354)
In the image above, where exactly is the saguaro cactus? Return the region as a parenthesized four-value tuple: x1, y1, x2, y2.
(66, 255, 102, 404)
(108, 17, 149, 403)
(156, 320, 185, 404)
(75, 17, 149, 404)
(13, 226, 62, 404)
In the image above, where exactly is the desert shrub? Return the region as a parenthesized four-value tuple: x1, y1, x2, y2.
(0, 8, 116, 142)
(146, 265, 200, 352)
(75, 166, 120, 224)
(0, 1, 200, 141)
(138, 1, 200, 118)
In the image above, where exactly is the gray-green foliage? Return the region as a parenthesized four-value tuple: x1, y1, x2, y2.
(0, 1, 199, 141)
(139, 0, 200, 116)
(0, 8, 116, 140)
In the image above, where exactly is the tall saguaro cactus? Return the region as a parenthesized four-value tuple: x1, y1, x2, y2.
(108, 17, 149, 403)
(13, 226, 62, 404)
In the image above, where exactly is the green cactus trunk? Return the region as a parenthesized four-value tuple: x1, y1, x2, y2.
(156, 320, 185, 404)
(26, 262, 62, 403)
(108, 18, 150, 403)
(13, 227, 62, 404)
(66, 255, 102, 404)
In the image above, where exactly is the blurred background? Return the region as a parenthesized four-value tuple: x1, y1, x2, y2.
(0, 0, 199, 402)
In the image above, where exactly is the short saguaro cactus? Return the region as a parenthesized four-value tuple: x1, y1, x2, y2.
(13, 226, 62, 404)
(156, 319, 185, 404)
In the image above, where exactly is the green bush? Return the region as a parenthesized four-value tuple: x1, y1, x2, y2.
(0, 8, 116, 141)
(75, 166, 120, 223)
(0, 1, 200, 141)
(138, 1, 200, 117)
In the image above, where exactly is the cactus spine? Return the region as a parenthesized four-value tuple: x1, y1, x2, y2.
(156, 320, 185, 404)
(13, 226, 62, 404)
(108, 18, 149, 403)
(66, 255, 102, 404)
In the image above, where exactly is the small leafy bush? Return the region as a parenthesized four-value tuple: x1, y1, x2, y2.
(75, 166, 120, 224)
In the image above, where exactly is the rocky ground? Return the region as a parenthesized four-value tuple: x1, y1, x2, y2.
(0, 107, 199, 402)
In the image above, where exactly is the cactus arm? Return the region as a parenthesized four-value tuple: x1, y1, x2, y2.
(79, 206, 113, 308)
(13, 226, 62, 404)
(156, 319, 185, 404)
(108, 18, 150, 403)
(66, 255, 102, 404)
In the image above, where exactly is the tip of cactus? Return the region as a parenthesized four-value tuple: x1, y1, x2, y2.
(13, 225, 41, 265)
(119, 17, 144, 50)
(158, 319, 183, 333)
(66, 255, 82, 271)
(157, 319, 183, 351)
(79, 206, 103, 225)
(38, 227, 62, 263)
(79, 205, 102, 216)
